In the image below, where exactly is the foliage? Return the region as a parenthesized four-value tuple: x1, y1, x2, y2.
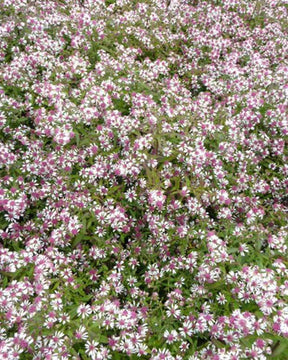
(0, 0, 287, 359)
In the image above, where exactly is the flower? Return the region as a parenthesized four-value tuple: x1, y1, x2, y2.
(163, 329, 179, 344)
(85, 340, 99, 358)
(77, 304, 92, 319)
(216, 293, 227, 305)
(75, 325, 88, 341)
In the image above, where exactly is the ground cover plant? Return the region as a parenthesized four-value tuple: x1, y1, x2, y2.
(0, 0, 287, 358)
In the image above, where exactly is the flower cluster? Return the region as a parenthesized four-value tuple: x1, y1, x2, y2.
(0, 0, 287, 359)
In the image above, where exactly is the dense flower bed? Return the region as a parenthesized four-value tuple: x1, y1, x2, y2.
(0, 0, 287, 359)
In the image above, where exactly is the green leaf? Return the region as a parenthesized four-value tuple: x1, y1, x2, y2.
(79, 349, 90, 360)
(206, 280, 225, 290)
(271, 339, 288, 358)
(75, 131, 80, 146)
(100, 334, 108, 343)
(211, 338, 226, 349)
(72, 233, 85, 248)
(19, 352, 33, 360)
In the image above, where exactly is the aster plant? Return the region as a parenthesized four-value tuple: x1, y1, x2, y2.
(0, 0, 287, 359)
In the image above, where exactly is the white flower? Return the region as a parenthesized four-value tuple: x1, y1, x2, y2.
(77, 304, 92, 319)
(216, 293, 227, 305)
(85, 340, 99, 358)
(163, 329, 178, 344)
(166, 304, 181, 318)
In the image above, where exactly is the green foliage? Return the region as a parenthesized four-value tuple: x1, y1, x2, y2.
(0, 263, 35, 285)
(237, 54, 250, 67)
(0, 212, 9, 230)
(87, 42, 101, 68)
(19, 354, 33, 360)
(270, 338, 288, 359)
(112, 97, 131, 116)
(2, 84, 26, 101)
(190, 81, 208, 97)
(197, 56, 212, 67)
(105, 0, 116, 5)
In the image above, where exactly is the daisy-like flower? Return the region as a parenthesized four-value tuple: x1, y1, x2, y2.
(238, 243, 249, 256)
(75, 325, 88, 341)
(151, 348, 174, 360)
(179, 341, 189, 352)
(48, 331, 65, 347)
(179, 318, 193, 338)
(137, 343, 148, 356)
(85, 340, 99, 358)
(163, 329, 179, 344)
(77, 304, 92, 319)
(124, 189, 137, 202)
(259, 297, 277, 315)
(216, 293, 227, 305)
(59, 312, 70, 324)
(254, 318, 267, 336)
(166, 304, 181, 318)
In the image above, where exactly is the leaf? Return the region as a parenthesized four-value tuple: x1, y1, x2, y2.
(112, 98, 131, 116)
(100, 334, 108, 343)
(271, 339, 288, 358)
(82, 217, 87, 231)
(87, 218, 94, 230)
(185, 176, 191, 188)
(211, 338, 226, 349)
(72, 233, 85, 248)
(19, 352, 33, 360)
(0, 270, 14, 279)
(75, 131, 80, 146)
(68, 307, 78, 319)
(79, 349, 90, 360)
(206, 280, 225, 290)
(111, 353, 126, 360)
